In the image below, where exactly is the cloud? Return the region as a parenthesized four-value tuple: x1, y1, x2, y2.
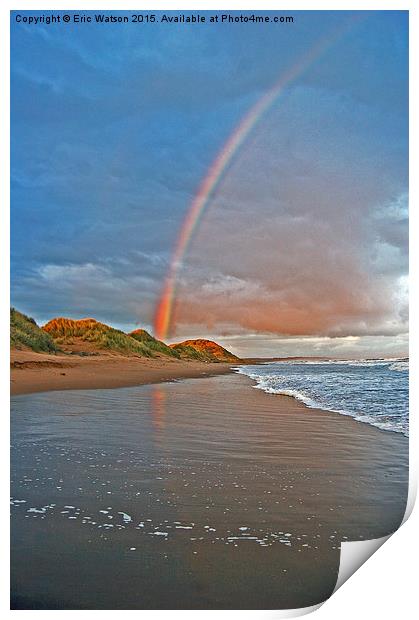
(11, 256, 165, 331)
(10, 12, 408, 356)
(169, 87, 408, 343)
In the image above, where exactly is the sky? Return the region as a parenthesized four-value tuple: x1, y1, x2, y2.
(11, 10, 408, 357)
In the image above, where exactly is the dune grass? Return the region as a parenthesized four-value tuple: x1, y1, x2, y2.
(10, 308, 59, 353)
(170, 339, 240, 362)
(129, 329, 180, 358)
(11, 309, 240, 362)
(42, 318, 153, 356)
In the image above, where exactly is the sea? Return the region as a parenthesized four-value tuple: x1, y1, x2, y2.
(236, 358, 409, 436)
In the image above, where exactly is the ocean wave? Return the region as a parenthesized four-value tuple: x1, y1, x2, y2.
(235, 362, 408, 436)
(388, 361, 409, 372)
(268, 358, 408, 369)
(252, 382, 321, 409)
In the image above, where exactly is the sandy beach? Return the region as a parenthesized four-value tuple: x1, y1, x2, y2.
(10, 369, 408, 609)
(10, 350, 237, 395)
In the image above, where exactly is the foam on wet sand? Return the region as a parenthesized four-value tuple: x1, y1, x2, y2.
(10, 372, 408, 609)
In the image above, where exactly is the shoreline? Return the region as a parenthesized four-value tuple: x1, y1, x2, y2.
(11, 350, 409, 441)
(237, 370, 409, 439)
(10, 350, 239, 396)
(236, 372, 409, 441)
(11, 370, 408, 609)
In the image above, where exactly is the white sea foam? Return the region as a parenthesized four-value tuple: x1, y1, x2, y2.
(175, 525, 193, 529)
(389, 360, 409, 371)
(118, 512, 132, 523)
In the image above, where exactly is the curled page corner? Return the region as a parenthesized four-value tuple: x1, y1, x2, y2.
(402, 476, 417, 525)
(268, 602, 323, 619)
(333, 535, 391, 593)
(289, 489, 415, 617)
(332, 480, 415, 596)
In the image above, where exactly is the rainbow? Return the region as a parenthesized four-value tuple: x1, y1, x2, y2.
(154, 18, 362, 340)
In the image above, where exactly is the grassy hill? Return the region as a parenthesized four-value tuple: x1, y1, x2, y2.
(42, 318, 153, 356)
(11, 308, 241, 363)
(170, 339, 240, 363)
(129, 329, 180, 358)
(10, 308, 59, 353)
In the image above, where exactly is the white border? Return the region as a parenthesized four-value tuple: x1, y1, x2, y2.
(2, 2, 416, 618)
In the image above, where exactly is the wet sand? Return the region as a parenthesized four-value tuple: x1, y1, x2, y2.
(10, 372, 408, 609)
(10, 350, 236, 395)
